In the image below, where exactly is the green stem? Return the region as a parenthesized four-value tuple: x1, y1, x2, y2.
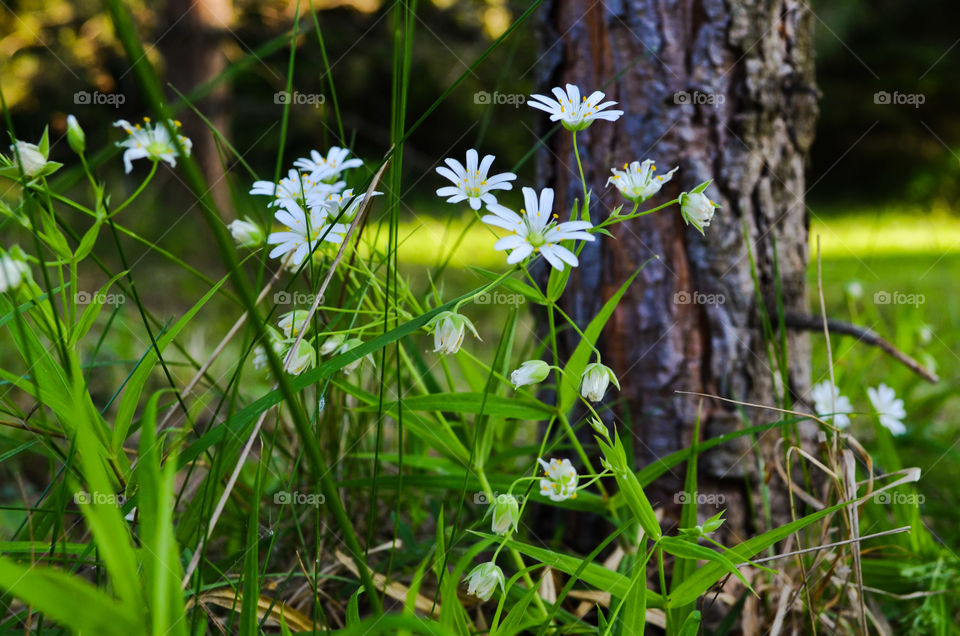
(110, 162, 157, 216)
(572, 131, 588, 206)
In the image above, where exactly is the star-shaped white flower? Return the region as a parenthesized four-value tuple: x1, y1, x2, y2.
(482, 187, 595, 271)
(307, 188, 381, 223)
(250, 169, 344, 216)
(293, 146, 364, 181)
(538, 457, 578, 501)
(528, 84, 623, 131)
(266, 205, 348, 266)
(607, 160, 678, 203)
(113, 117, 192, 174)
(435, 149, 516, 210)
(867, 383, 907, 436)
(811, 380, 854, 429)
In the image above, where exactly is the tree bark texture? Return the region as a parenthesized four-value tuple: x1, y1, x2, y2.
(536, 0, 819, 541)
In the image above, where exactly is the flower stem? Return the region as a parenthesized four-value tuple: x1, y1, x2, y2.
(111, 161, 158, 216)
(572, 131, 589, 211)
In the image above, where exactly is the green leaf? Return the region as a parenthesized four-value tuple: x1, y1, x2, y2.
(364, 392, 554, 420)
(659, 536, 753, 593)
(558, 266, 645, 415)
(70, 270, 127, 346)
(0, 558, 142, 635)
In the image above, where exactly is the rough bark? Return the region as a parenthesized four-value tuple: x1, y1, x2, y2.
(536, 0, 819, 541)
(162, 0, 233, 212)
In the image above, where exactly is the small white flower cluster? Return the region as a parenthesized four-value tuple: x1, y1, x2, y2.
(252, 310, 370, 376)
(247, 147, 378, 267)
(811, 380, 908, 436)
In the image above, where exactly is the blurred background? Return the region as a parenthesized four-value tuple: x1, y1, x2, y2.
(1, 0, 958, 564)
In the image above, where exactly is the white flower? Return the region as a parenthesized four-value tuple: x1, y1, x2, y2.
(293, 147, 363, 182)
(113, 117, 192, 174)
(579, 362, 620, 402)
(510, 360, 550, 389)
(266, 204, 348, 267)
(66, 115, 85, 154)
(607, 160, 678, 203)
(253, 328, 285, 370)
(538, 458, 578, 501)
(335, 337, 374, 374)
(679, 191, 718, 234)
(227, 218, 264, 248)
(464, 562, 505, 602)
(319, 334, 346, 355)
(482, 187, 595, 271)
(528, 84, 623, 131)
(810, 380, 853, 429)
(285, 339, 315, 375)
(250, 169, 344, 215)
(845, 280, 864, 300)
(490, 494, 520, 536)
(435, 149, 517, 210)
(0, 249, 30, 294)
(429, 311, 480, 355)
(867, 383, 907, 436)
(308, 188, 381, 223)
(278, 310, 311, 338)
(10, 141, 47, 177)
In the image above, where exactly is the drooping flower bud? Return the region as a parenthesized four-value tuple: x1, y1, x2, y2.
(509, 360, 550, 389)
(579, 362, 620, 402)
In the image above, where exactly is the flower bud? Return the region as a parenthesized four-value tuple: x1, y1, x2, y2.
(464, 562, 505, 602)
(0, 248, 30, 294)
(10, 141, 47, 177)
(429, 311, 480, 355)
(320, 334, 345, 355)
(277, 310, 310, 338)
(227, 218, 264, 248)
(336, 337, 374, 374)
(490, 494, 520, 536)
(509, 360, 550, 389)
(679, 191, 718, 234)
(285, 338, 316, 375)
(579, 362, 620, 402)
(66, 115, 86, 155)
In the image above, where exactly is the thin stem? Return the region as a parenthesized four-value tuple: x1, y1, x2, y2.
(572, 130, 588, 206)
(110, 161, 157, 216)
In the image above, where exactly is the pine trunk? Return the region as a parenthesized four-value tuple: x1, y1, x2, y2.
(536, 0, 819, 540)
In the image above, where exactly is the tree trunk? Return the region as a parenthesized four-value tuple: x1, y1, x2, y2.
(536, 0, 819, 541)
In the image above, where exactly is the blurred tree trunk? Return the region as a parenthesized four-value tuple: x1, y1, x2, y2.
(536, 0, 819, 543)
(162, 0, 233, 212)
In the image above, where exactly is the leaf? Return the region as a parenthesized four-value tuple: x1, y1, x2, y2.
(363, 393, 554, 420)
(0, 558, 142, 635)
(659, 536, 753, 594)
(559, 266, 645, 415)
(70, 270, 127, 345)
